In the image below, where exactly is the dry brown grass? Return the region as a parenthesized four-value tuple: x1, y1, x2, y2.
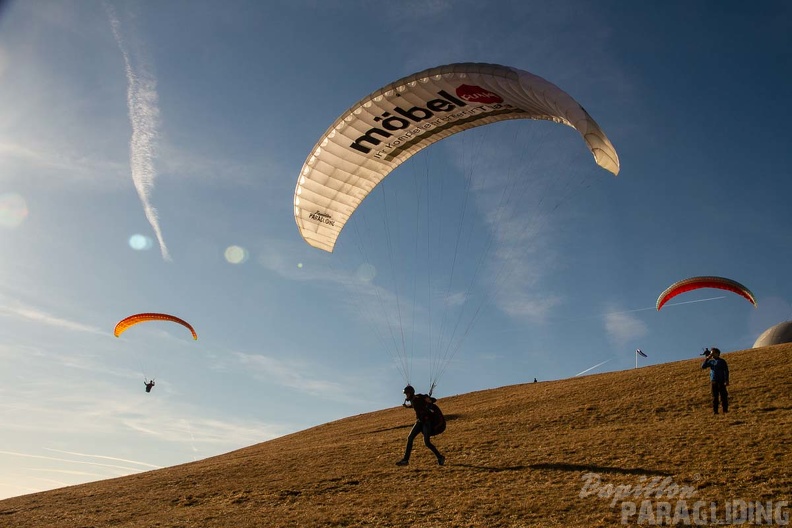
(1, 344, 790, 527)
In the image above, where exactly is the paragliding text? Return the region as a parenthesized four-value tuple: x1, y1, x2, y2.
(309, 211, 335, 226)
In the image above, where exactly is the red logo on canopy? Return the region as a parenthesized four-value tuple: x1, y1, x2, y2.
(455, 84, 503, 104)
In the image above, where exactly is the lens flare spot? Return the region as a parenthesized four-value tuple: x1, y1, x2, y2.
(356, 263, 376, 282)
(225, 245, 248, 264)
(297, 262, 303, 269)
(129, 234, 153, 251)
(0, 193, 28, 229)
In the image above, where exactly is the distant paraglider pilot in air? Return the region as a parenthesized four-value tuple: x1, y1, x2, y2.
(701, 347, 729, 414)
(396, 385, 446, 467)
(144, 379, 156, 393)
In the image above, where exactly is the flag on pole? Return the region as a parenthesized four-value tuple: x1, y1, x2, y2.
(635, 348, 647, 369)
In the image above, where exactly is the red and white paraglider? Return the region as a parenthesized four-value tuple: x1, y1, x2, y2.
(656, 276, 757, 311)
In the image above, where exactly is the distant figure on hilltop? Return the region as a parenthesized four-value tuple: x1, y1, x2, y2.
(701, 347, 729, 414)
(144, 379, 156, 393)
(395, 385, 445, 467)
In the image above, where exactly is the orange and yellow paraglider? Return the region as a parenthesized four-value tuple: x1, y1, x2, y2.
(114, 313, 197, 340)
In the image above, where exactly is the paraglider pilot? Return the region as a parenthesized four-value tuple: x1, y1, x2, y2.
(395, 385, 445, 467)
(144, 379, 156, 393)
(701, 348, 729, 414)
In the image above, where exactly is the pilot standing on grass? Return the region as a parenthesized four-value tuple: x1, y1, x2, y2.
(396, 385, 445, 467)
(701, 347, 729, 414)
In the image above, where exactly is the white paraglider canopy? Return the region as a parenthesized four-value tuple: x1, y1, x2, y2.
(294, 63, 619, 253)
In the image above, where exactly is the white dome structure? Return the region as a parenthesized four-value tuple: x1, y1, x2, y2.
(753, 320, 792, 348)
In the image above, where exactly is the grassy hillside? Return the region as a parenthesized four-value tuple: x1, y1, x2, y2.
(1, 344, 790, 527)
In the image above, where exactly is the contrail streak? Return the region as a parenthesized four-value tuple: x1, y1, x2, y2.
(44, 448, 162, 469)
(106, 4, 171, 261)
(662, 296, 726, 308)
(0, 450, 159, 472)
(574, 358, 613, 377)
(601, 296, 727, 316)
(494, 295, 730, 332)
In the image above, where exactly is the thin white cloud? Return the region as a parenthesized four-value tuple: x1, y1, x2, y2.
(0, 300, 103, 335)
(0, 140, 127, 184)
(106, 4, 170, 261)
(0, 141, 77, 171)
(256, 241, 421, 338)
(231, 351, 348, 397)
(27, 468, 113, 478)
(0, 362, 289, 448)
(497, 294, 563, 322)
(16, 476, 71, 488)
(445, 128, 594, 325)
(0, 482, 43, 495)
(0, 450, 153, 473)
(43, 448, 161, 469)
(119, 414, 284, 447)
(604, 311, 648, 345)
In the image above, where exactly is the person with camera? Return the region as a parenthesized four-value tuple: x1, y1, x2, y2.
(701, 347, 729, 414)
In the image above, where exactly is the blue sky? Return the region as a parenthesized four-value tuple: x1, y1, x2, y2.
(1, 0, 790, 499)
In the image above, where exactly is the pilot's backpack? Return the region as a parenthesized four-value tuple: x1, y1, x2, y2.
(428, 403, 446, 436)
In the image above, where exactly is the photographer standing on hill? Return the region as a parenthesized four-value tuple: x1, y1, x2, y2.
(701, 347, 729, 414)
